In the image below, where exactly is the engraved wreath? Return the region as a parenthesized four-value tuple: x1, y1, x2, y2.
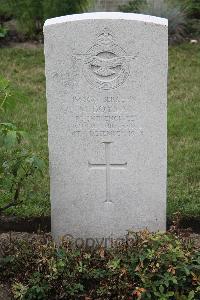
(84, 28, 131, 90)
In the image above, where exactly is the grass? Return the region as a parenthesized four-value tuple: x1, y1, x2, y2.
(167, 44, 200, 217)
(0, 46, 50, 216)
(0, 43, 199, 218)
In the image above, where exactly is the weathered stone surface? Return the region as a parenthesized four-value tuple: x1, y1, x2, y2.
(44, 12, 168, 242)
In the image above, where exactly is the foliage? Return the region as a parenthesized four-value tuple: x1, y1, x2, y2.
(119, 0, 146, 13)
(184, 0, 200, 19)
(7, 0, 44, 38)
(186, 18, 200, 38)
(0, 48, 49, 217)
(0, 76, 18, 112)
(0, 77, 45, 213)
(6, 0, 91, 38)
(184, 0, 200, 37)
(144, 0, 186, 44)
(42, 0, 92, 20)
(0, 24, 8, 38)
(119, 0, 187, 44)
(121, 0, 200, 18)
(0, 76, 11, 110)
(0, 230, 200, 299)
(0, 0, 12, 22)
(168, 0, 200, 37)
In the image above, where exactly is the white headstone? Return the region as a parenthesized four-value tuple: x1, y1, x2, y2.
(44, 12, 168, 243)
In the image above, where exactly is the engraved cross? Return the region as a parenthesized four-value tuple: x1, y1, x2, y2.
(88, 142, 127, 203)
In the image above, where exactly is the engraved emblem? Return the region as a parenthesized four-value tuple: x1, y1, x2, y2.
(84, 28, 133, 90)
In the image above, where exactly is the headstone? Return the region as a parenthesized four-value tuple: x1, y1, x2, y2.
(44, 12, 168, 244)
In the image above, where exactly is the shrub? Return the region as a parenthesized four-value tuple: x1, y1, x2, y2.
(183, 0, 200, 38)
(7, 0, 44, 38)
(167, 0, 200, 37)
(0, 0, 12, 22)
(0, 77, 45, 213)
(0, 230, 200, 299)
(7, 0, 92, 39)
(43, 0, 92, 20)
(184, 0, 200, 19)
(119, 0, 146, 13)
(0, 24, 8, 39)
(119, 0, 187, 44)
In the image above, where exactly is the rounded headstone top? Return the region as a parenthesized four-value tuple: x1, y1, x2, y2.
(44, 12, 168, 27)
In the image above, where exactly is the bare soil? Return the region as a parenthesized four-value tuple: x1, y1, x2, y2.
(9, 42, 43, 49)
(0, 215, 51, 234)
(0, 284, 12, 300)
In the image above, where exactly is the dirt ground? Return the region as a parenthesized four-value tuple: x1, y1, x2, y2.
(0, 284, 12, 300)
(9, 42, 43, 49)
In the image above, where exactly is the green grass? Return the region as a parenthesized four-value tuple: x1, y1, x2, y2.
(168, 44, 200, 217)
(0, 43, 200, 218)
(0, 46, 50, 216)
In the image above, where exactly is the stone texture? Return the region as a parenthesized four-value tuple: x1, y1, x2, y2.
(44, 12, 168, 242)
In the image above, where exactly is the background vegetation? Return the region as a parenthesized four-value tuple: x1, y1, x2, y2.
(0, 0, 199, 41)
(120, 0, 200, 43)
(0, 0, 199, 219)
(0, 0, 92, 39)
(0, 42, 199, 218)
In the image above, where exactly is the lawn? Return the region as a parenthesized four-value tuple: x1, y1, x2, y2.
(0, 43, 199, 218)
